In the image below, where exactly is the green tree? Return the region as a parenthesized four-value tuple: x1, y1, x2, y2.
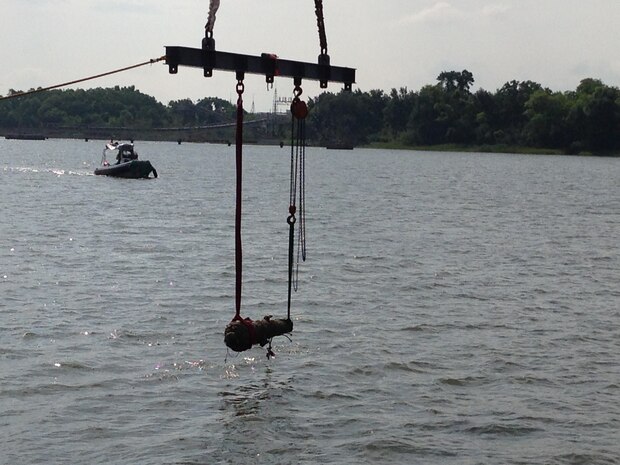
(437, 69, 475, 93)
(524, 90, 571, 149)
(195, 97, 236, 125)
(472, 89, 497, 144)
(168, 99, 198, 126)
(428, 70, 477, 144)
(569, 79, 620, 152)
(307, 89, 384, 147)
(406, 84, 444, 145)
(383, 87, 416, 137)
(494, 80, 544, 144)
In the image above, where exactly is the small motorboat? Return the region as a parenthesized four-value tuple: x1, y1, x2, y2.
(94, 141, 157, 179)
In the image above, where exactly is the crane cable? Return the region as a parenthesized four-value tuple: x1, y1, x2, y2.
(205, 0, 220, 38)
(204, 0, 327, 56)
(314, 0, 328, 55)
(0, 56, 167, 102)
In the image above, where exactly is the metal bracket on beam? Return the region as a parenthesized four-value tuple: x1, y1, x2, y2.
(165, 45, 355, 90)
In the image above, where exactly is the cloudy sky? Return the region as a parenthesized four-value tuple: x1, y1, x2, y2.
(2, 0, 619, 111)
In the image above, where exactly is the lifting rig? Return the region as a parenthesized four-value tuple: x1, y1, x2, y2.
(164, 45, 355, 92)
(165, 0, 355, 90)
(165, 1, 355, 357)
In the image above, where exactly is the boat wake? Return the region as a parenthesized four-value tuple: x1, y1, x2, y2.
(2, 166, 94, 176)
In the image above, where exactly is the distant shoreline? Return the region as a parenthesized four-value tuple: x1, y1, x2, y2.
(2, 132, 618, 157)
(364, 141, 620, 157)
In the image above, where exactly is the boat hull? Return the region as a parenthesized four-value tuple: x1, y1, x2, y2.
(94, 160, 157, 179)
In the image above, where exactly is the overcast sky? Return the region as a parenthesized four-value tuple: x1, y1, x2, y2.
(2, 0, 620, 111)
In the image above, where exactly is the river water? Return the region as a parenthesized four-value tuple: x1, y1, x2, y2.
(1, 138, 618, 464)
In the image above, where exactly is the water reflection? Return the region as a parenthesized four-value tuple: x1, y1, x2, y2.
(219, 367, 277, 417)
(214, 367, 300, 462)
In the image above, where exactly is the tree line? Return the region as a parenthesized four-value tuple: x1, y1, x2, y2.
(2, 71, 619, 154)
(0, 85, 237, 130)
(308, 71, 620, 154)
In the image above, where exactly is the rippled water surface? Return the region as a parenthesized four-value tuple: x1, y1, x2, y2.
(1, 139, 619, 464)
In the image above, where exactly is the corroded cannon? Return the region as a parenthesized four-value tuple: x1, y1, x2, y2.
(224, 316, 293, 353)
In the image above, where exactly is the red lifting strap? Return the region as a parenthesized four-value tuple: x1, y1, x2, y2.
(232, 314, 257, 346)
(234, 79, 244, 320)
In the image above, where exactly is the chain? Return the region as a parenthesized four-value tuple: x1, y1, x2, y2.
(287, 82, 309, 319)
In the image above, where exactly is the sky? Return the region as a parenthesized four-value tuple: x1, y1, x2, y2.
(2, 0, 620, 112)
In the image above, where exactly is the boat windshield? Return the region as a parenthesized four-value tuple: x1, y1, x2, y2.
(103, 142, 138, 164)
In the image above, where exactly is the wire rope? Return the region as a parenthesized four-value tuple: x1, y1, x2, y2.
(0, 56, 166, 101)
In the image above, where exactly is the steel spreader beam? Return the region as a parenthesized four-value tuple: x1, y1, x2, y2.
(165, 45, 356, 90)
